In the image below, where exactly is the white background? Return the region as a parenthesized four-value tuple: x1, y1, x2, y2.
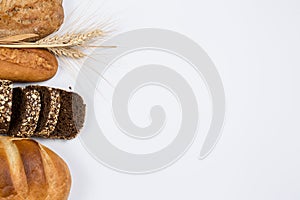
(36, 0, 300, 199)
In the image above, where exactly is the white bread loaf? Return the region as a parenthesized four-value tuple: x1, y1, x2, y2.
(0, 136, 71, 200)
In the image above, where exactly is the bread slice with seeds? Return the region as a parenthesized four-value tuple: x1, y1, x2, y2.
(0, 80, 13, 134)
(50, 89, 85, 139)
(26, 86, 61, 138)
(25, 86, 85, 139)
(2, 85, 85, 139)
(8, 87, 41, 137)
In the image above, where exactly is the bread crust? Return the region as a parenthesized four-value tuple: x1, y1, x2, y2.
(0, 0, 64, 40)
(0, 136, 71, 200)
(0, 48, 58, 82)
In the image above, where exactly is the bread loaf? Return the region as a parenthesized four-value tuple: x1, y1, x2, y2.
(0, 136, 71, 200)
(25, 86, 86, 139)
(0, 0, 64, 41)
(4, 85, 86, 139)
(50, 88, 86, 139)
(0, 48, 58, 82)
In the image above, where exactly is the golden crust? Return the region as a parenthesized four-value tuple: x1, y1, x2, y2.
(0, 48, 58, 82)
(0, 140, 16, 199)
(0, 136, 71, 200)
(13, 140, 48, 199)
(42, 146, 71, 200)
(0, 0, 64, 40)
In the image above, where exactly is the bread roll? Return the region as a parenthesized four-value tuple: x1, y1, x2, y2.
(0, 48, 58, 82)
(0, 0, 64, 41)
(0, 136, 71, 200)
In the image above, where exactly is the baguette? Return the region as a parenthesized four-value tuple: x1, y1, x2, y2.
(0, 136, 71, 200)
(0, 48, 58, 82)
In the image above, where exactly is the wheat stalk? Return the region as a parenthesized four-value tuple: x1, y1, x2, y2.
(0, 34, 39, 43)
(0, 29, 109, 58)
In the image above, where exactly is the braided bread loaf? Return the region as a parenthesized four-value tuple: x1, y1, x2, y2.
(0, 136, 71, 200)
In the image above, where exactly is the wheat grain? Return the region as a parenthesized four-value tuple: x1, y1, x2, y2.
(48, 47, 86, 58)
(36, 30, 103, 47)
(36, 34, 73, 45)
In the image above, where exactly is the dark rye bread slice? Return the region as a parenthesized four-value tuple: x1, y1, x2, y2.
(0, 80, 13, 134)
(50, 90, 85, 139)
(26, 86, 61, 137)
(8, 87, 41, 137)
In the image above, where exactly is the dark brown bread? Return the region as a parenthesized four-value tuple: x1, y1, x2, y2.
(1, 85, 85, 139)
(0, 136, 71, 200)
(51, 90, 86, 139)
(0, 0, 64, 41)
(8, 88, 41, 138)
(26, 86, 61, 137)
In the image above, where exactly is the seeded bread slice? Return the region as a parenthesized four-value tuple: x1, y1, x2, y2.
(8, 87, 41, 137)
(0, 80, 13, 134)
(26, 86, 61, 137)
(5, 85, 85, 139)
(50, 90, 85, 139)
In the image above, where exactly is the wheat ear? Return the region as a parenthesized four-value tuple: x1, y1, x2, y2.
(49, 48, 86, 59)
(37, 30, 103, 46)
(0, 30, 108, 58)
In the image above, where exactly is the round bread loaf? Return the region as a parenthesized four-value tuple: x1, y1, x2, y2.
(0, 136, 71, 200)
(0, 0, 64, 40)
